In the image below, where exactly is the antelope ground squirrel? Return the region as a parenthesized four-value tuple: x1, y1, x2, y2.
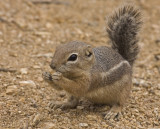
(43, 5, 142, 120)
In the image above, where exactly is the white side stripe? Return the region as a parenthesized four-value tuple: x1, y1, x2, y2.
(101, 61, 130, 78)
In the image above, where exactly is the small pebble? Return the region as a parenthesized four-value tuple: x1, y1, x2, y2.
(133, 78, 149, 87)
(6, 85, 18, 95)
(59, 92, 66, 97)
(79, 123, 88, 127)
(77, 106, 84, 110)
(43, 122, 55, 129)
(133, 78, 139, 86)
(46, 22, 53, 29)
(20, 68, 28, 74)
(16, 75, 22, 78)
(33, 65, 41, 69)
(133, 87, 141, 91)
(139, 79, 148, 87)
(154, 54, 160, 60)
(157, 84, 160, 90)
(154, 90, 160, 96)
(19, 80, 36, 88)
(31, 114, 42, 127)
(37, 77, 43, 82)
(86, 115, 97, 120)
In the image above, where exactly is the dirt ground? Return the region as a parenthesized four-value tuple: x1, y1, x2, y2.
(0, 0, 160, 128)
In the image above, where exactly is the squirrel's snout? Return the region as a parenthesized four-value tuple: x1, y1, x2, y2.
(50, 63, 56, 69)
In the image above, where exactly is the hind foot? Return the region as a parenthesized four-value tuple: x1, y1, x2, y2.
(104, 105, 122, 120)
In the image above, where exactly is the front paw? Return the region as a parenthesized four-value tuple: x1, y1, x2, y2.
(42, 72, 52, 81)
(52, 72, 62, 81)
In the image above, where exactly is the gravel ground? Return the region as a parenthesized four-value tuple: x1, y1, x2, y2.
(0, 0, 160, 128)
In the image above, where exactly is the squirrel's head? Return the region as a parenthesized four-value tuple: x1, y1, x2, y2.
(50, 41, 95, 78)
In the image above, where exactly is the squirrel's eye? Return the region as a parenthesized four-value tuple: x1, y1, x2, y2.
(87, 52, 92, 57)
(68, 54, 78, 61)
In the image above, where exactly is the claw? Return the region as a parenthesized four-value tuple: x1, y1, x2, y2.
(104, 111, 121, 120)
(48, 97, 78, 110)
(104, 105, 122, 121)
(49, 102, 71, 110)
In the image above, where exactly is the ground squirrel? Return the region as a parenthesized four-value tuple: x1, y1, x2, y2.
(43, 5, 142, 120)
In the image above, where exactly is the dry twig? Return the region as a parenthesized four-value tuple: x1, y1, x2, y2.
(0, 68, 16, 72)
(31, 0, 70, 5)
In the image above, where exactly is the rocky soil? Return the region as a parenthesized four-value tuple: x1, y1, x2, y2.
(0, 0, 160, 128)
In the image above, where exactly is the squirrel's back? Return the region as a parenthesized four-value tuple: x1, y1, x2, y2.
(106, 5, 142, 66)
(93, 46, 124, 72)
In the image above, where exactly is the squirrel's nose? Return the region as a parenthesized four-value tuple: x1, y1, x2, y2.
(50, 62, 56, 69)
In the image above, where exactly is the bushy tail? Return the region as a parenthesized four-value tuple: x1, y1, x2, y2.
(106, 5, 142, 66)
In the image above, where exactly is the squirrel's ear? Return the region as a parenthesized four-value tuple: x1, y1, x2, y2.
(85, 45, 93, 57)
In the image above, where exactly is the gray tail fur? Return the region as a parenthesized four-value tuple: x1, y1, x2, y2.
(106, 5, 142, 66)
